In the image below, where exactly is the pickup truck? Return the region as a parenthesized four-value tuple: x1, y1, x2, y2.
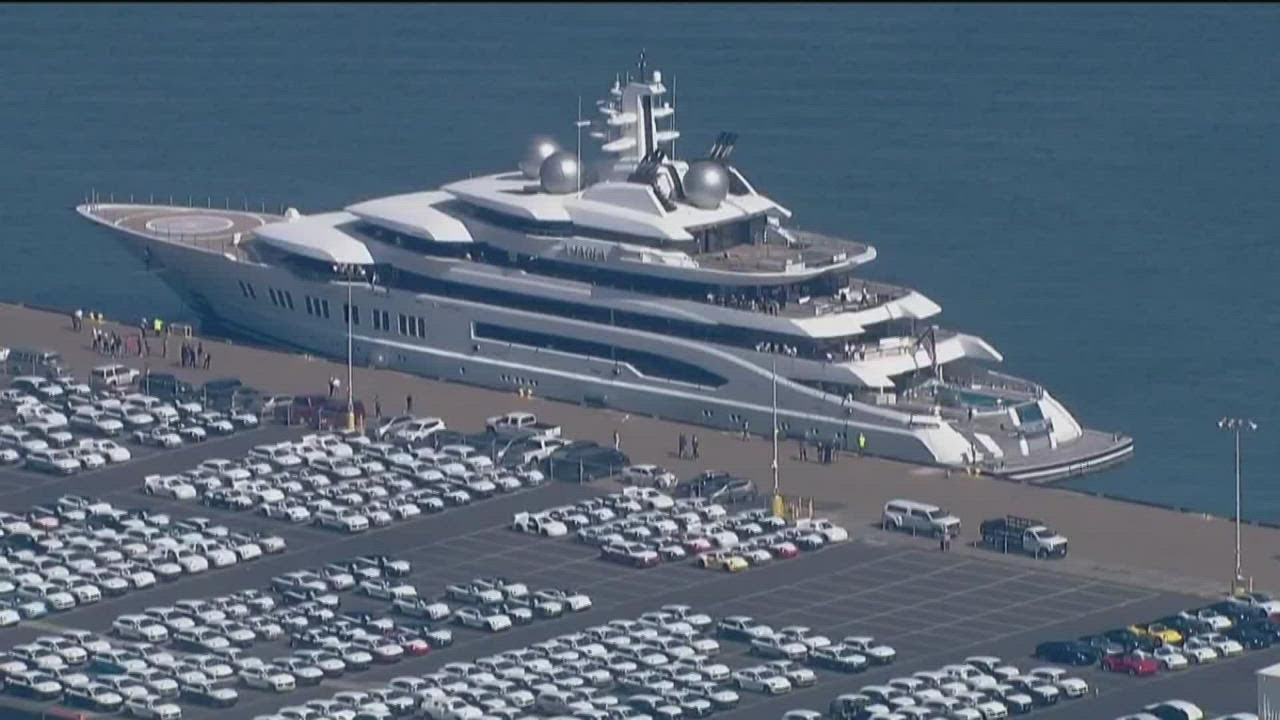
(979, 515, 1068, 559)
(485, 411, 561, 439)
(500, 436, 567, 466)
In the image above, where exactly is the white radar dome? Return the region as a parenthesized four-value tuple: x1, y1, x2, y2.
(519, 135, 563, 179)
(539, 151, 581, 195)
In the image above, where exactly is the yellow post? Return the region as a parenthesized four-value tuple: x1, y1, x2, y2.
(346, 410, 356, 433)
(771, 492, 785, 518)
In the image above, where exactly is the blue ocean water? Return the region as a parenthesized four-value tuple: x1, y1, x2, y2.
(1, 4, 1277, 518)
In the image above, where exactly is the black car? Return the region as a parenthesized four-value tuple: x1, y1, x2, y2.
(1033, 640, 1100, 666)
(143, 372, 199, 402)
(1102, 628, 1159, 652)
(1156, 614, 1213, 637)
(1226, 623, 1275, 650)
(1208, 601, 1268, 624)
(545, 442, 630, 482)
(675, 471, 758, 504)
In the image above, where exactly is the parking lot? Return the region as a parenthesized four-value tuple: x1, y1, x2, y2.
(0, 354, 1270, 720)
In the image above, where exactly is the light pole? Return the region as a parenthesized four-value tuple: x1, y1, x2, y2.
(1218, 416, 1257, 590)
(338, 264, 367, 432)
(770, 360, 784, 518)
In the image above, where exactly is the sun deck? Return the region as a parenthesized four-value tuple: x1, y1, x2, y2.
(693, 228, 875, 275)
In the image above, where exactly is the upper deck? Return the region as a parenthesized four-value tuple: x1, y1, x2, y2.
(692, 228, 875, 276)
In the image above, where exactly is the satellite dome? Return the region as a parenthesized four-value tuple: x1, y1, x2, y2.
(539, 151, 581, 195)
(682, 160, 729, 210)
(284, 207, 302, 221)
(519, 135, 563, 179)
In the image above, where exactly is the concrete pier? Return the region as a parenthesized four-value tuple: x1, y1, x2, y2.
(0, 302, 1269, 597)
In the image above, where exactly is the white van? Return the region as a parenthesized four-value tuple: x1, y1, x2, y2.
(881, 499, 961, 538)
(91, 364, 140, 390)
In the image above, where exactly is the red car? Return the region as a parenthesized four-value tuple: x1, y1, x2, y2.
(683, 537, 713, 553)
(1101, 651, 1159, 676)
(394, 633, 430, 656)
(768, 540, 800, 559)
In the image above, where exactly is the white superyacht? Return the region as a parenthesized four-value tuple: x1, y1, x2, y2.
(78, 58, 1132, 481)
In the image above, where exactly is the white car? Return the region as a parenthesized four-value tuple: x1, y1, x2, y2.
(86, 439, 131, 462)
(1152, 645, 1189, 670)
(143, 475, 197, 500)
(842, 636, 896, 664)
(1196, 632, 1244, 657)
(124, 693, 182, 720)
(240, 665, 296, 692)
(1181, 609, 1233, 631)
(750, 633, 808, 660)
(69, 446, 107, 470)
(1028, 667, 1088, 698)
(113, 615, 169, 642)
(534, 588, 591, 612)
(622, 486, 675, 511)
(622, 464, 678, 489)
(134, 428, 181, 448)
(511, 512, 568, 537)
(25, 449, 81, 475)
(423, 695, 482, 720)
(394, 596, 451, 620)
(261, 501, 311, 523)
(359, 578, 417, 601)
(454, 607, 512, 632)
(732, 666, 791, 695)
(796, 517, 850, 542)
(1179, 639, 1219, 664)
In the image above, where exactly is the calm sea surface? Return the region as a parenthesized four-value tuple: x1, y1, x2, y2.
(1, 4, 1277, 518)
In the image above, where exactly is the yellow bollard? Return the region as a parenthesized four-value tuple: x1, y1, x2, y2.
(771, 493, 785, 519)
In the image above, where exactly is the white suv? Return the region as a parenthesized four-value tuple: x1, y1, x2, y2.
(90, 364, 140, 390)
(882, 499, 961, 538)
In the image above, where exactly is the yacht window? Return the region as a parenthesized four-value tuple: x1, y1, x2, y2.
(283, 292, 295, 310)
(473, 323, 725, 387)
(320, 300, 331, 319)
(343, 304, 360, 326)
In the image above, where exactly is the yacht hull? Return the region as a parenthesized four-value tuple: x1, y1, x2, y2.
(79, 203, 1133, 482)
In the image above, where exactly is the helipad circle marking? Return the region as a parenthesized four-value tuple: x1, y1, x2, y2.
(145, 215, 235, 235)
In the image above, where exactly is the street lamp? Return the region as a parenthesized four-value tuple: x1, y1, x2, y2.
(1218, 416, 1258, 590)
(336, 264, 368, 432)
(770, 359, 784, 518)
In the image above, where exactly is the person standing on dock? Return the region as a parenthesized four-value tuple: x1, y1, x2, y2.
(741, 419, 749, 441)
(690, 434, 700, 459)
(328, 376, 339, 398)
(71, 309, 83, 332)
(405, 394, 413, 414)
(613, 430, 621, 452)
(374, 395, 382, 420)
(203, 351, 212, 370)
(678, 434, 687, 460)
